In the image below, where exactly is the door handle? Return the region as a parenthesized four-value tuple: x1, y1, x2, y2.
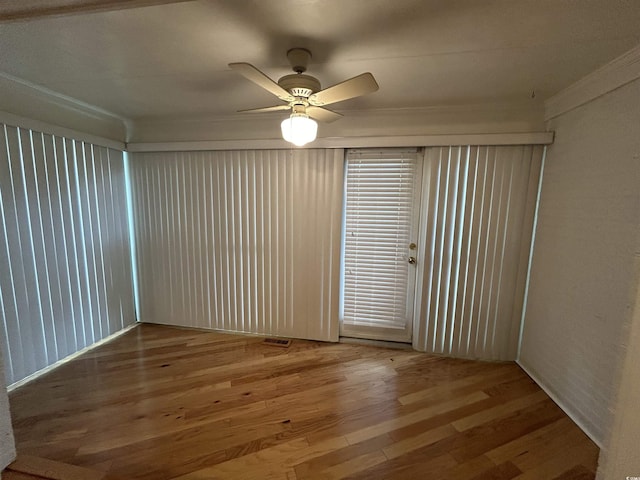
(408, 256, 417, 265)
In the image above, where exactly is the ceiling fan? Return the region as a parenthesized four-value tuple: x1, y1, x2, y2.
(229, 48, 379, 146)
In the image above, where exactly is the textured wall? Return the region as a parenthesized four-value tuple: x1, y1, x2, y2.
(597, 266, 640, 478)
(519, 78, 640, 445)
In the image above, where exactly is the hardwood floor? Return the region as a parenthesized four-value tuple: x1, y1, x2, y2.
(4, 454, 126, 479)
(8, 324, 599, 479)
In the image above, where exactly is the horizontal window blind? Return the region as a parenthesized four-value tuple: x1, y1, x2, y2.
(414, 145, 544, 360)
(129, 149, 343, 342)
(342, 150, 418, 338)
(0, 123, 135, 385)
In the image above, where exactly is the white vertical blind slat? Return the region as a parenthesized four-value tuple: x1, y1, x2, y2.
(0, 123, 135, 385)
(130, 149, 343, 342)
(414, 145, 543, 360)
(8, 127, 46, 372)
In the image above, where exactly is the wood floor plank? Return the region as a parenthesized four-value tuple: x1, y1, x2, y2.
(468, 461, 522, 480)
(397, 366, 518, 406)
(452, 390, 548, 431)
(344, 451, 459, 480)
(344, 390, 489, 445)
(382, 424, 457, 459)
(448, 399, 567, 463)
(485, 414, 598, 480)
(4, 455, 127, 480)
(485, 417, 575, 465)
(511, 442, 598, 480)
(433, 455, 497, 480)
(8, 324, 600, 480)
(385, 377, 541, 444)
(171, 436, 349, 480)
(3, 472, 49, 480)
(316, 450, 389, 480)
(293, 434, 394, 479)
(552, 465, 597, 480)
(511, 443, 597, 480)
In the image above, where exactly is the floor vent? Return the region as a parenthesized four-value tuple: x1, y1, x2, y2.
(263, 337, 292, 348)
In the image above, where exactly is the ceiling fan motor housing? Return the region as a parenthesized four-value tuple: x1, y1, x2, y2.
(278, 73, 321, 98)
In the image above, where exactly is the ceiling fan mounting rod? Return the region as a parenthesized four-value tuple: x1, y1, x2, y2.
(287, 48, 312, 73)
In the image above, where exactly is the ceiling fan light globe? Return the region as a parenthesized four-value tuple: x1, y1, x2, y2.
(281, 114, 318, 147)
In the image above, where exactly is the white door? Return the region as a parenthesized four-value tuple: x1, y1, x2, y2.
(340, 148, 422, 343)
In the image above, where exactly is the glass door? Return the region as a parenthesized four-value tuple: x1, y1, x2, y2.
(340, 148, 422, 343)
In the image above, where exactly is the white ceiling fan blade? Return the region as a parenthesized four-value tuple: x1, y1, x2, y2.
(307, 106, 343, 123)
(229, 62, 294, 102)
(309, 72, 378, 106)
(238, 105, 291, 113)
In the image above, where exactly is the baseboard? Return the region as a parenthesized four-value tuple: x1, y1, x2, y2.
(516, 359, 603, 448)
(8, 323, 138, 392)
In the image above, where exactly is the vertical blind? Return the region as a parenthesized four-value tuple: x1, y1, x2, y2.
(129, 149, 343, 341)
(0, 124, 135, 385)
(341, 149, 418, 340)
(414, 145, 544, 360)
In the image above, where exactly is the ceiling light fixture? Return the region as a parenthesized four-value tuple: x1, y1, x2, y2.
(281, 113, 317, 147)
(229, 48, 378, 147)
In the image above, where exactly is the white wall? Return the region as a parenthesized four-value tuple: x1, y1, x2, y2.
(597, 267, 640, 478)
(519, 77, 640, 445)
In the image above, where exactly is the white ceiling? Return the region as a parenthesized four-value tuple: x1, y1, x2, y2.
(1, 0, 640, 141)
